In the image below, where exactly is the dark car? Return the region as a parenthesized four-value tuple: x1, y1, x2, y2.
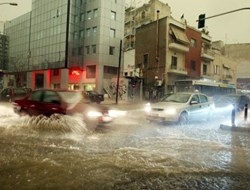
(214, 94, 250, 116)
(12, 89, 115, 128)
(0, 87, 32, 102)
(83, 90, 104, 104)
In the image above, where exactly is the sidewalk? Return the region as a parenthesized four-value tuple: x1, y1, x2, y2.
(101, 98, 146, 110)
(220, 121, 250, 132)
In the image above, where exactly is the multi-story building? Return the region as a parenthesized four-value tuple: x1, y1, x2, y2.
(4, 0, 125, 93)
(200, 32, 215, 79)
(123, 0, 171, 78)
(223, 43, 250, 90)
(0, 33, 9, 88)
(136, 16, 190, 96)
(212, 41, 237, 85)
(136, 16, 237, 99)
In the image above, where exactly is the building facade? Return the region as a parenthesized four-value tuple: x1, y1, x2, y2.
(223, 43, 250, 90)
(136, 16, 191, 97)
(135, 16, 237, 99)
(4, 0, 125, 94)
(123, 0, 171, 78)
(0, 34, 9, 88)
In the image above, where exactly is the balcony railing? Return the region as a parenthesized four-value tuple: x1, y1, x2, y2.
(168, 65, 188, 75)
(169, 41, 189, 53)
(223, 74, 233, 79)
(201, 49, 214, 61)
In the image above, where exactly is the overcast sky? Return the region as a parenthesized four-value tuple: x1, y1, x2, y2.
(0, 0, 250, 44)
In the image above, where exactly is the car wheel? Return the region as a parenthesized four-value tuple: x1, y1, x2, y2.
(19, 109, 28, 116)
(178, 112, 188, 126)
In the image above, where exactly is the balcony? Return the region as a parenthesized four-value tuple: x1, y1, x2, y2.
(168, 65, 188, 75)
(201, 49, 214, 61)
(169, 42, 189, 53)
(223, 74, 233, 79)
(202, 72, 212, 78)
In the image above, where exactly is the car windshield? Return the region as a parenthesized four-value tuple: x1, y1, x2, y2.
(58, 91, 83, 104)
(161, 93, 191, 103)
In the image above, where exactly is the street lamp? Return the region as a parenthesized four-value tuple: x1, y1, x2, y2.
(0, 2, 18, 6)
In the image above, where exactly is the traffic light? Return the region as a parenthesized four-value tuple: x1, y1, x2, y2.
(198, 14, 206, 28)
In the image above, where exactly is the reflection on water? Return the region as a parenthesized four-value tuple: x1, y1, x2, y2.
(1, 103, 250, 189)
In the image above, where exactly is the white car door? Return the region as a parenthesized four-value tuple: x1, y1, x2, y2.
(188, 94, 203, 120)
(198, 94, 211, 117)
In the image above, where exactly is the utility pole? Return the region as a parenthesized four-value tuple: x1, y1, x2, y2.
(155, 10, 160, 75)
(115, 40, 122, 104)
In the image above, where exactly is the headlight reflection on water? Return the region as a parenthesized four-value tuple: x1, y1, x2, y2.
(144, 103, 151, 113)
(87, 111, 103, 118)
(108, 109, 127, 117)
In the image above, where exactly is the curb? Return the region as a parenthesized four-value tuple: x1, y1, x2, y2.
(220, 124, 250, 132)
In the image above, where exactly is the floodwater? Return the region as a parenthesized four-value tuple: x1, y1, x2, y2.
(0, 103, 250, 190)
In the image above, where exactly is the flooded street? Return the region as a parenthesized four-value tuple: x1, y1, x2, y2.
(1, 103, 250, 189)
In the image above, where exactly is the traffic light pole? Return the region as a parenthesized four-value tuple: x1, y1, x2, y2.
(198, 7, 250, 28)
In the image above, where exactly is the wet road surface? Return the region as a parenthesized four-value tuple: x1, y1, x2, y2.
(0, 103, 250, 189)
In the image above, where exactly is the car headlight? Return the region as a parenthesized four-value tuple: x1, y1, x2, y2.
(164, 108, 177, 115)
(87, 111, 103, 118)
(144, 103, 151, 113)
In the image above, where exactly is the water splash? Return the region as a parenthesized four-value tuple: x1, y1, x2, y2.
(0, 103, 88, 136)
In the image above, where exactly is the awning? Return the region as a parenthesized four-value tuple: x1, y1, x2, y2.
(223, 64, 230, 69)
(170, 26, 190, 44)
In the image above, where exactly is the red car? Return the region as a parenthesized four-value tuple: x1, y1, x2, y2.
(13, 89, 114, 128)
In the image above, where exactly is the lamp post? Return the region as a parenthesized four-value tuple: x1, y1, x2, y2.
(0, 3, 18, 6)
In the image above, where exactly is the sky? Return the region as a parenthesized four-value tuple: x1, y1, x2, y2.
(0, 0, 250, 44)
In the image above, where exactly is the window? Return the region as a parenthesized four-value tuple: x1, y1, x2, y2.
(110, 28, 116, 38)
(203, 64, 207, 75)
(191, 38, 196, 47)
(87, 11, 92, 20)
(199, 94, 208, 103)
(141, 11, 146, 19)
(92, 45, 96, 54)
(53, 83, 60, 89)
(86, 46, 90, 54)
(53, 69, 59, 76)
(93, 9, 98, 17)
(111, 11, 116, 20)
(104, 66, 118, 74)
(109, 46, 115, 55)
(143, 54, 148, 68)
(43, 91, 60, 104)
(86, 28, 91, 37)
(214, 65, 220, 74)
(72, 48, 77, 56)
(74, 15, 78, 23)
(92, 26, 97, 36)
(80, 13, 84, 21)
(80, 30, 84, 38)
(78, 47, 83, 55)
(29, 91, 43, 101)
(191, 95, 200, 103)
(86, 65, 96, 78)
(73, 32, 78, 40)
(171, 56, 177, 69)
(191, 60, 196, 71)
